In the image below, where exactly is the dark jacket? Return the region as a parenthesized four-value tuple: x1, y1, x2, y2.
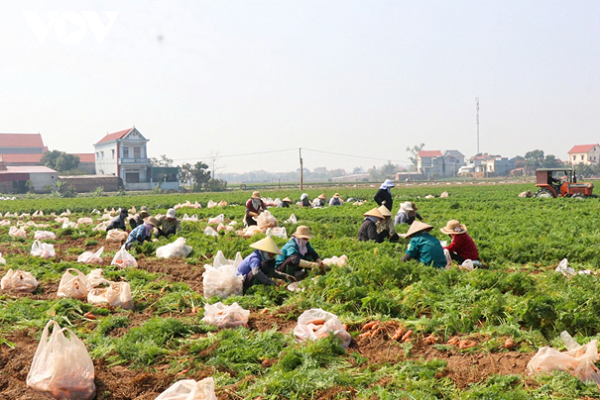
(358, 218, 379, 242)
(277, 202, 290, 208)
(374, 189, 393, 211)
(107, 215, 127, 231)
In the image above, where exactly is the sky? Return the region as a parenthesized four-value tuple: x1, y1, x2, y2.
(0, 1, 598, 175)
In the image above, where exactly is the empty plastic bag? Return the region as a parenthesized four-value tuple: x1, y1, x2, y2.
(201, 302, 249, 329)
(207, 200, 217, 208)
(155, 378, 217, 400)
(34, 231, 56, 240)
(111, 246, 137, 268)
(156, 237, 193, 259)
(1, 269, 38, 292)
(87, 282, 134, 310)
(57, 269, 89, 300)
(31, 240, 56, 258)
(8, 226, 26, 238)
(285, 214, 298, 224)
(293, 308, 351, 348)
(27, 320, 96, 400)
(77, 247, 104, 265)
(204, 227, 218, 237)
(0, 252, 5, 265)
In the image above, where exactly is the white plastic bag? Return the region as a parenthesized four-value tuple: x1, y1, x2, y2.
(106, 229, 128, 242)
(156, 237, 193, 259)
(1, 269, 38, 292)
(60, 209, 72, 216)
(0, 252, 5, 265)
(217, 200, 227, 207)
(322, 255, 348, 268)
(57, 269, 89, 300)
(87, 282, 134, 310)
(293, 309, 351, 348)
(208, 214, 224, 224)
(111, 246, 137, 268)
(92, 222, 108, 232)
(77, 247, 104, 265)
(285, 214, 298, 224)
(62, 220, 77, 229)
(0, 219, 10, 226)
(266, 227, 287, 239)
(201, 302, 249, 329)
(86, 269, 108, 288)
(31, 240, 56, 258)
(202, 251, 243, 299)
(8, 226, 26, 238)
(155, 378, 217, 400)
(204, 227, 218, 237)
(34, 231, 56, 240)
(182, 214, 199, 222)
(77, 217, 94, 225)
(527, 331, 600, 386)
(256, 210, 277, 230)
(207, 200, 218, 208)
(26, 320, 96, 400)
(242, 225, 262, 238)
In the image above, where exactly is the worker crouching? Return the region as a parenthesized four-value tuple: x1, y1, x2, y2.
(358, 208, 384, 242)
(275, 226, 323, 280)
(236, 237, 296, 292)
(245, 191, 266, 226)
(440, 220, 480, 266)
(376, 206, 399, 243)
(400, 221, 446, 268)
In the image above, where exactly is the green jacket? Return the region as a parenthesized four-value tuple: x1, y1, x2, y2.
(275, 238, 319, 275)
(405, 232, 446, 268)
(156, 215, 181, 234)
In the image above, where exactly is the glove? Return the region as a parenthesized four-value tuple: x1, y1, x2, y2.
(298, 259, 320, 270)
(282, 273, 297, 282)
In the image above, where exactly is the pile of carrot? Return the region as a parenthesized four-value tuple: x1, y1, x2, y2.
(447, 337, 476, 349)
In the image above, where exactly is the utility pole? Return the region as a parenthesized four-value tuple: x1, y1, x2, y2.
(476, 97, 480, 154)
(299, 148, 303, 190)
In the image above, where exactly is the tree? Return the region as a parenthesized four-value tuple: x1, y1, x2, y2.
(524, 150, 545, 168)
(406, 143, 425, 171)
(180, 161, 211, 192)
(150, 154, 174, 167)
(208, 151, 224, 180)
(352, 166, 364, 174)
(380, 161, 398, 179)
(541, 154, 563, 168)
(41, 151, 80, 172)
(514, 155, 525, 169)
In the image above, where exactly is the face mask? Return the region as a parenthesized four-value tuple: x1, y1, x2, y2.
(298, 239, 308, 246)
(261, 251, 273, 261)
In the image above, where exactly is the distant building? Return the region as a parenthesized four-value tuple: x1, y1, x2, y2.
(0, 161, 57, 194)
(0, 153, 43, 166)
(331, 173, 370, 182)
(0, 133, 47, 155)
(70, 153, 96, 174)
(417, 150, 465, 178)
(568, 144, 600, 166)
(463, 154, 515, 176)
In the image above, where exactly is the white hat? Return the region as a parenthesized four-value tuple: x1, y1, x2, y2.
(381, 179, 395, 188)
(401, 201, 414, 211)
(166, 208, 176, 219)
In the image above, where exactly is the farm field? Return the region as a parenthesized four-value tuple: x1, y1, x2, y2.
(2, 183, 600, 399)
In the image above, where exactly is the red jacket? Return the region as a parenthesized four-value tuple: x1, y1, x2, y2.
(445, 233, 479, 261)
(245, 199, 266, 216)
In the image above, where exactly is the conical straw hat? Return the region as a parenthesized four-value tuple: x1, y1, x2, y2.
(250, 236, 281, 255)
(363, 207, 384, 219)
(400, 221, 434, 239)
(378, 205, 392, 217)
(282, 197, 292, 202)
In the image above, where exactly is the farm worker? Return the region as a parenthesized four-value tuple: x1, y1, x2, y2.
(125, 216, 159, 250)
(312, 193, 327, 207)
(277, 197, 292, 208)
(376, 205, 399, 243)
(106, 208, 129, 232)
(275, 225, 323, 280)
(329, 193, 343, 206)
(129, 206, 150, 230)
(394, 202, 423, 226)
(155, 208, 182, 237)
(400, 221, 446, 268)
(300, 193, 312, 207)
(374, 179, 395, 212)
(358, 207, 384, 242)
(547, 173, 562, 194)
(440, 220, 479, 264)
(245, 191, 267, 227)
(236, 236, 296, 292)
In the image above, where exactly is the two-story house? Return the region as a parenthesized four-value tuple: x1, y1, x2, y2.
(568, 144, 600, 166)
(417, 150, 465, 178)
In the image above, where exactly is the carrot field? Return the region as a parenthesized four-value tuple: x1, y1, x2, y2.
(1, 183, 600, 399)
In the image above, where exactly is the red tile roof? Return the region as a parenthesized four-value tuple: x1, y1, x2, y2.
(96, 127, 134, 144)
(0, 153, 43, 163)
(418, 150, 442, 158)
(0, 133, 45, 148)
(568, 144, 599, 154)
(70, 153, 95, 163)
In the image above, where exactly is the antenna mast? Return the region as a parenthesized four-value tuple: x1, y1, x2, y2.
(476, 97, 480, 154)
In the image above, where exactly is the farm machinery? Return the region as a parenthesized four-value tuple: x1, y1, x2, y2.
(534, 167, 594, 198)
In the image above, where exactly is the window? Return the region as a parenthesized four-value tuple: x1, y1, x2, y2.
(134, 147, 141, 158)
(112, 149, 115, 159)
(124, 148, 129, 158)
(101, 151, 104, 159)
(573, 156, 576, 160)
(581, 155, 584, 160)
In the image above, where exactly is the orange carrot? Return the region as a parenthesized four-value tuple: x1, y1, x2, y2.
(83, 311, 96, 320)
(308, 319, 326, 325)
(361, 321, 378, 331)
(261, 308, 269, 314)
(401, 330, 413, 342)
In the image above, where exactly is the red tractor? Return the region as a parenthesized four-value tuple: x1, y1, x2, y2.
(534, 168, 594, 198)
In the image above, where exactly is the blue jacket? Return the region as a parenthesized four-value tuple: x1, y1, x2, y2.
(236, 250, 263, 277)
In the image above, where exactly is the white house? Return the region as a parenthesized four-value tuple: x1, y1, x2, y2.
(417, 150, 465, 178)
(568, 144, 600, 166)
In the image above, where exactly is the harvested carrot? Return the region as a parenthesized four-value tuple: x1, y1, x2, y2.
(191, 307, 198, 314)
(401, 330, 413, 342)
(423, 335, 436, 345)
(504, 338, 515, 349)
(391, 328, 405, 341)
(160, 287, 166, 294)
(176, 369, 189, 376)
(343, 323, 348, 331)
(358, 331, 372, 339)
(308, 319, 326, 325)
(447, 337, 459, 346)
(371, 327, 383, 337)
(83, 311, 96, 320)
(260, 308, 269, 314)
(361, 321, 378, 331)
(458, 340, 476, 349)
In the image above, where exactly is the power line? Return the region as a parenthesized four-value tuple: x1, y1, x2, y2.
(170, 148, 297, 162)
(303, 148, 410, 164)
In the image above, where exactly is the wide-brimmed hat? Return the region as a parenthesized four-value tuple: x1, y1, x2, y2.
(139, 210, 150, 218)
(291, 225, 314, 239)
(381, 179, 395, 188)
(400, 201, 414, 212)
(251, 191, 261, 199)
(333, 193, 340, 198)
(378, 205, 392, 217)
(440, 220, 467, 235)
(282, 197, 292, 203)
(144, 216, 159, 227)
(363, 207, 384, 219)
(166, 208, 176, 219)
(401, 221, 434, 239)
(318, 193, 326, 200)
(250, 236, 281, 255)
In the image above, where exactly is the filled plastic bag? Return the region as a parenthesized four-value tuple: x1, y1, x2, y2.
(106, 229, 128, 242)
(77, 217, 94, 225)
(285, 214, 298, 224)
(8, 226, 26, 238)
(92, 222, 108, 232)
(201, 302, 249, 329)
(208, 214, 224, 224)
(26, 320, 96, 400)
(0, 219, 10, 226)
(217, 200, 228, 207)
(0, 252, 5, 265)
(204, 227, 218, 237)
(31, 240, 56, 258)
(86, 269, 108, 288)
(256, 210, 277, 230)
(77, 247, 104, 265)
(555, 258, 590, 276)
(157, 237, 193, 259)
(59, 209, 72, 216)
(241, 225, 262, 238)
(1, 269, 38, 292)
(62, 221, 77, 229)
(111, 246, 137, 268)
(202, 251, 243, 299)
(57, 269, 89, 300)
(266, 227, 287, 239)
(293, 309, 351, 348)
(182, 214, 199, 222)
(155, 378, 217, 400)
(87, 282, 134, 310)
(322, 255, 348, 268)
(207, 200, 218, 208)
(34, 231, 56, 240)
(527, 331, 600, 386)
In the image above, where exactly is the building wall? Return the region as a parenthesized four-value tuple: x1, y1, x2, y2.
(0, 147, 44, 154)
(0, 181, 13, 193)
(78, 162, 96, 175)
(570, 149, 600, 165)
(94, 142, 118, 176)
(59, 175, 119, 192)
(30, 172, 58, 192)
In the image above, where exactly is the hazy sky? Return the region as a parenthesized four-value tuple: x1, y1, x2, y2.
(1, 1, 598, 175)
